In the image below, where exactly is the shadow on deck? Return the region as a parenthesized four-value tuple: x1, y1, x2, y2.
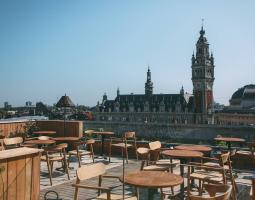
(40, 156, 253, 200)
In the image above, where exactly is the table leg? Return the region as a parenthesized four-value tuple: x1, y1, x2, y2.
(101, 135, 105, 156)
(180, 159, 185, 193)
(148, 188, 158, 200)
(227, 142, 231, 151)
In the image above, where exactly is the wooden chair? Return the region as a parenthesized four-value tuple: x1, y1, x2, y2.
(148, 141, 179, 197)
(109, 131, 137, 163)
(236, 142, 255, 163)
(3, 137, 23, 149)
(189, 183, 232, 200)
(41, 143, 70, 185)
(72, 163, 137, 200)
(68, 139, 95, 167)
(136, 147, 166, 171)
(148, 141, 179, 173)
(202, 152, 237, 200)
(187, 162, 227, 197)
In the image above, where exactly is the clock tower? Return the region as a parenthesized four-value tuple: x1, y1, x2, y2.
(191, 26, 215, 123)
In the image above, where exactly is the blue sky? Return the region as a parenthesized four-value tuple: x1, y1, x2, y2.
(0, 0, 254, 107)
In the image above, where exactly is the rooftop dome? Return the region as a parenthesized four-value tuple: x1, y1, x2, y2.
(231, 84, 255, 99)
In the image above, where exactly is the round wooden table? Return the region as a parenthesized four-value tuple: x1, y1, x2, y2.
(175, 145, 212, 153)
(92, 132, 114, 156)
(120, 171, 183, 200)
(33, 131, 56, 135)
(53, 137, 80, 142)
(24, 139, 56, 145)
(162, 149, 203, 192)
(214, 137, 245, 150)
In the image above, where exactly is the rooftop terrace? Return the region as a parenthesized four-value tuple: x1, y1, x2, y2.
(39, 155, 253, 200)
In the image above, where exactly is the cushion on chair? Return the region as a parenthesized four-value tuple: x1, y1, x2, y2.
(69, 150, 91, 155)
(111, 143, 132, 148)
(41, 155, 63, 161)
(156, 159, 179, 167)
(143, 165, 169, 171)
(236, 150, 251, 156)
(190, 170, 224, 183)
(203, 162, 230, 170)
(96, 193, 137, 200)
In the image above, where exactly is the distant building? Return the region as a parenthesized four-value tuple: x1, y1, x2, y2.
(215, 84, 255, 126)
(4, 102, 11, 110)
(228, 84, 255, 111)
(25, 101, 32, 107)
(95, 26, 215, 124)
(213, 102, 225, 112)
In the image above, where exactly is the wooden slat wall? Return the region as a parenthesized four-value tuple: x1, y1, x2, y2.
(0, 153, 41, 200)
(36, 120, 83, 138)
(0, 120, 83, 138)
(0, 122, 26, 138)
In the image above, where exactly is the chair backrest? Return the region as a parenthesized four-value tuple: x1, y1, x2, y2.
(219, 152, 230, 166)
(149, 141, 161, 150)
(124, 131, 135, 139)
(3, 137, 23, 147)
(38, 136, 50, 140)
(84, 130, 95, 135)
(86, 139, 95, 145)
(148, 141, 162, 161)
(56, 143, 68, 149)
(189, 183, 232, 200)
(137, 147, 150, 160)
(76, 163, 106, 181)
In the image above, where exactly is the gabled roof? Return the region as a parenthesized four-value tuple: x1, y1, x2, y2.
(56, 95, 75, 108)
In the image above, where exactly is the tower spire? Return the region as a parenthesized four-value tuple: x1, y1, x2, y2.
(145, 66, 153, 96)
(200, 18, 205, 36)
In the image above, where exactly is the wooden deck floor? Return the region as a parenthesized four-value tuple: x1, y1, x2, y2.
(40, 158, 253, 200)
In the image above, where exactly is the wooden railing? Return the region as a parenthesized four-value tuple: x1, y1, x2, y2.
(0, 121, 26, 138)
(0, 120, 83, 138)
(36, 120, 83, 138)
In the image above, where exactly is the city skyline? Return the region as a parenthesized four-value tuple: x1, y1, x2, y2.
(0, 1, 255, 107)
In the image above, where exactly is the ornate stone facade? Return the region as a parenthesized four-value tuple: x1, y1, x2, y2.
(95, 27, 215, 124)
(191, 26, 215, 123)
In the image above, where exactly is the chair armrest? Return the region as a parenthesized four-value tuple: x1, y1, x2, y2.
(102, 175, 120, 179)
(201, 156, 219, 162)
(109, 137, 123, 141)
(72, 183, 111, 192)
(188, 162, 223, 171)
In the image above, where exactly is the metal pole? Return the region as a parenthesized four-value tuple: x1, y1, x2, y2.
(64, 106, 66, 136)
(122, 148, 125, 199)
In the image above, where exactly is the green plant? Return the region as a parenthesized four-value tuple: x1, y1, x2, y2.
(24, 121, 39, 137)
(217, 141, 227, 147)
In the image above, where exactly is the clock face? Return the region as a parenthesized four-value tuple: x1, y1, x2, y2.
(206, 83, 212, 90)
